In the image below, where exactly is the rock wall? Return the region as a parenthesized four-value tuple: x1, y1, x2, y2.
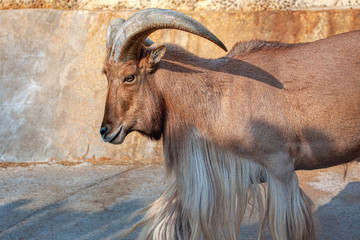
(1, 0, 360, 11)
(0, 8, 359, 163)
(0, 10, 166, 164)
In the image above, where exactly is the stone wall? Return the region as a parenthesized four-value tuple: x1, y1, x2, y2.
(1, 0, 360, 11)
(0, 6, 359, 164)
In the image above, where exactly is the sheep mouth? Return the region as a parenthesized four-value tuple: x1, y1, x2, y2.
(108, 126, 126, 144)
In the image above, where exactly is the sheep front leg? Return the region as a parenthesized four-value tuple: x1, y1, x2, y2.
(264, 154, 316, 240)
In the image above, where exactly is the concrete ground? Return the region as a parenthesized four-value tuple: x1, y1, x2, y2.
(0, 161, 359, 240)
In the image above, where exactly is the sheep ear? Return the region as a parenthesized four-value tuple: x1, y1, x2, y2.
(149, 45, 166, 66)
(139, 45, 166, 69)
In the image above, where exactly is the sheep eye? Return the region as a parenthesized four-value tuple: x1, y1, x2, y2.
(123, 75, 135, 83)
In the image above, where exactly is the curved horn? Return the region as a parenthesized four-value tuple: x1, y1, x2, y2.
(110, 8, 227, 62)
(106, 18, 125, 58)
(106, 18, 154, 59)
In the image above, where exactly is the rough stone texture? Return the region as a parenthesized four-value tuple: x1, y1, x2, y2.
(0, 9, 164, 163)
(0, 164, 166, 239)
(0, 9, 359, 163)
(1, 0, 360, 11)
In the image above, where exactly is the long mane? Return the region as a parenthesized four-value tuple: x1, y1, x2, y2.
(125, 127, 314, 240)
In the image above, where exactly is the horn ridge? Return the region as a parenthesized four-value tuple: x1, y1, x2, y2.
(106, 18, 126, 59)
(110, 8, 227, 62)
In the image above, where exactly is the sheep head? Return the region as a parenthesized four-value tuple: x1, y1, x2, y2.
(100, 8, 227, 144)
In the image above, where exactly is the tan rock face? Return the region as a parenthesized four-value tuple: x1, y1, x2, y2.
(0, 10, 162, 163)
(1, 0, 359, 11)
(0, 9, 359, 163)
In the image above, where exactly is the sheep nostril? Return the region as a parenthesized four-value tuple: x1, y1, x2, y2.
(100, 126, 108, 136)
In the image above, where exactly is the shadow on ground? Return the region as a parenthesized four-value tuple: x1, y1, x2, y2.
(315, 181, 360, 240)
(0, 198, 145, 240)
(0, 198, 264, 240)
(2, 182, 359, 240)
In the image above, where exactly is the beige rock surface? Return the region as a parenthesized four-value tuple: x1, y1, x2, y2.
(0, 10, 162, 163)
(1, 0, 360, 11)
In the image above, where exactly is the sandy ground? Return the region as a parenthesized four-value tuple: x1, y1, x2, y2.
(0, 162, 359, 240)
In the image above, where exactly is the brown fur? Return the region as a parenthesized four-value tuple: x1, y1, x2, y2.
(101, 31, 360, 239)
(226, 40, 306, 58)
